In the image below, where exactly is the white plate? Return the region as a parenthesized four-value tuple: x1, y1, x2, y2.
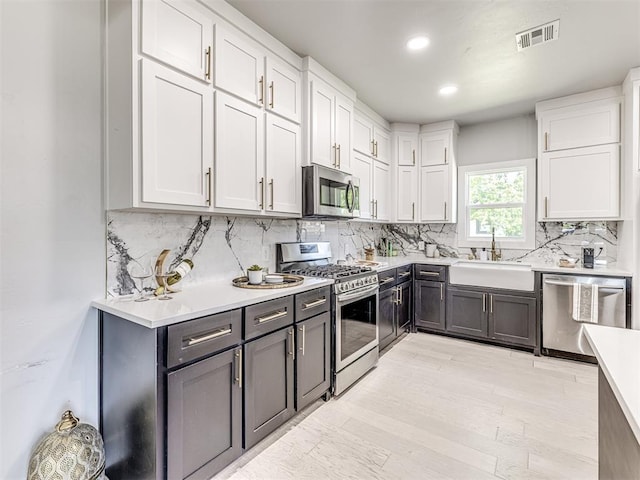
(264, 274, 284, 284)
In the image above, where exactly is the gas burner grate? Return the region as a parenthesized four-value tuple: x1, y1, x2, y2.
(285, 264, 372, 279)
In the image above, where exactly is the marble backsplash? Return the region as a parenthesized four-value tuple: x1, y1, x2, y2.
(106, 211, 617, 297)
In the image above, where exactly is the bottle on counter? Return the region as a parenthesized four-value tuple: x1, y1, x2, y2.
(479, 248, 488, 261)
(167, 259, 194, 286)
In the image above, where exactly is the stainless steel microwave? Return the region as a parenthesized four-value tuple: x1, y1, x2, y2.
(302, 165, 360, 219)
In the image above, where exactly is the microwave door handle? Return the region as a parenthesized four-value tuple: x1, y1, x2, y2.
(346, 180, 355, 213)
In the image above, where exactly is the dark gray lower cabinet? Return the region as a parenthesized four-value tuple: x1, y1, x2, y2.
(446, 288, 488, 338)
(167, 348, 242, 480)
(489, 293, 537, 347)
(414, 280, 446, 331)
(379, 287, 396, 350)
(397, 281, 412, 331)
(446, 286, 537, 349)
(296, 312, 331, 411)
(244, 326, 295, 449)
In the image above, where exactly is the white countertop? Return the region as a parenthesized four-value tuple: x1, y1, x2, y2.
(364, 255, 632, 277)
(92, 277, 333, 328)
(584, 324, 640, 444)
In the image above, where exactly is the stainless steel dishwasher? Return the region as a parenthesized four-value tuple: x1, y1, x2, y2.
(542, 273, 628, 356)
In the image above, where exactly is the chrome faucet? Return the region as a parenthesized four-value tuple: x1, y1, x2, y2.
(491, 228, 502, 261)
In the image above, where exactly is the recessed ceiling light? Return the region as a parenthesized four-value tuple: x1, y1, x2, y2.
(406, 36, 430, 51)
(439, 85, 458, 96)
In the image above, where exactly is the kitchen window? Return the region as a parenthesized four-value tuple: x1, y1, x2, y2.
(458, 158, 536, 250)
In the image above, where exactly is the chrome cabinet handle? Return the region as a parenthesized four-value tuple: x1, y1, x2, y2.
(333, 144, 338, 167)
(258, 75, 264, 104)
(299, 325, 306, 355)
(399, 286, 403, 304)
(269, 179, 274, 209)
(380, 277, 395, 285)
(440, 283, 444, 301)
(205, 46, 212, 81)
(375, 200, 378, 219)
(443, 201, 447, 220)
(371, 140, 375, 156)
(544, 197, 549, 218)
(490, 294, 493, 314)
(412, 149, 416, 165)
(288, 328, 295, 360)
(399, 271, 411, 278)
(235, 348, 242, 389)
(420, 271, 439, 277)
(412, 202, 415, 221)
(256, 309, 287, 324)
(482, 293, 486, 312)
(337, 144, 341, 168)
(185, 327, 231, 347)
(259, 177, 264, 209)
(444, 147, 447, 164)
(269, 81, 274, 108)
(206, 168, 212, 206)
(544, 132, 549, 151)
(302, 298, 327, 310)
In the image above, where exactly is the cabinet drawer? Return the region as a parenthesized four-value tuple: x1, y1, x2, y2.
(295, 287, 330, 322)
(245, 296, 294, 340)
(167, 309, 242, 368)
(378, 269, 397, 290)
(396, 264, 413, 282)
(415, 264, 447, 282)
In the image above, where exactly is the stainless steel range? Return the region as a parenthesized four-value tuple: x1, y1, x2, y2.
(277, 242, 379, 396)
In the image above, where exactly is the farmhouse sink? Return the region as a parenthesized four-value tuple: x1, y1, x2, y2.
(449, 260, 535, 291)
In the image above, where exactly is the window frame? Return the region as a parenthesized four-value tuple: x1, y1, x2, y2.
(457, 158, 536, 250)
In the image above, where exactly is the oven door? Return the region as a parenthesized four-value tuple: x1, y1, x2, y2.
(335, 284, 379, 372)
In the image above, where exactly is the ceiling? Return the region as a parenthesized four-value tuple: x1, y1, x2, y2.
(226, 0, 640, 126)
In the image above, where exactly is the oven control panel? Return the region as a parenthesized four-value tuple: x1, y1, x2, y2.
(334, 273, 379, 294)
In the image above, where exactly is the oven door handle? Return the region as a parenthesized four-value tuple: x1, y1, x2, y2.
(337, 284, 379, 303)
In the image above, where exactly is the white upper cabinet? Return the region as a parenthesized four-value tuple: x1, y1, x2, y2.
(396, 133, 417, 166)
(214, 25, 301, 123)
(309, 79, 353, 172)
(140, 60, 213, 207)
(266, 115, 302, 215)
(420, 165, 452, 222)
(265, 57, 302, 123)
(214, 91, 264, 212)
(352, 153, 372, 219)
(419, 130, 452, 166)
(396, 166, 418, 222)
(541, 99, 620, 152)
(536, 88, 622, 221)
(372, 160, 390, 221)
(353, 111, 390, 163)
(141, 0, 213, 82)
(540, 145, 619, 219)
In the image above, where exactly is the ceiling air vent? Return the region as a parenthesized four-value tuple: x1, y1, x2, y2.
(516, 20, 559, 52)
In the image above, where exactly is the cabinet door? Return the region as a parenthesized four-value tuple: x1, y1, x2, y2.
(397, 281, 412, 332)
(414, 280, 445, 331)
(167, 347, 242, 480)
(446, 288, 488, 338)
(310, 80, 335, 169)
(373, 127, 390, 164)
(397, 166, 418, 222)
(214, 92, 264, 212)
(373, 160, 390, 221)
(335, 95, 354, 172)
(541, 99, 620, 151)
(420, 165, 450, 222)
(420, 130, 451, 166)
(141, 60, 212, 207)
(214, 25, 263, 106)
(141, 0, 213, 82)
(489, 294, 537, 347)
(266, 114, 301, 215)
(244, 327, 295, 449)
(397, 133, 418, 166)
(379, 287, 396, 351)
(353, 114, 374, 155)
(265, 57, 301, 123)
(352, 152, 372, 219)
(540, 144, 619, 219)
(296, 312, 331, 411)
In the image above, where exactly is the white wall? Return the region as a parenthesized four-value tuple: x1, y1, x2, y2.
(0, 1, 104, 478)
(457, 114, 537, 165)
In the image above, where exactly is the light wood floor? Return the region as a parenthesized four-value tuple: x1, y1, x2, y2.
(218, 333, 598, 480)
